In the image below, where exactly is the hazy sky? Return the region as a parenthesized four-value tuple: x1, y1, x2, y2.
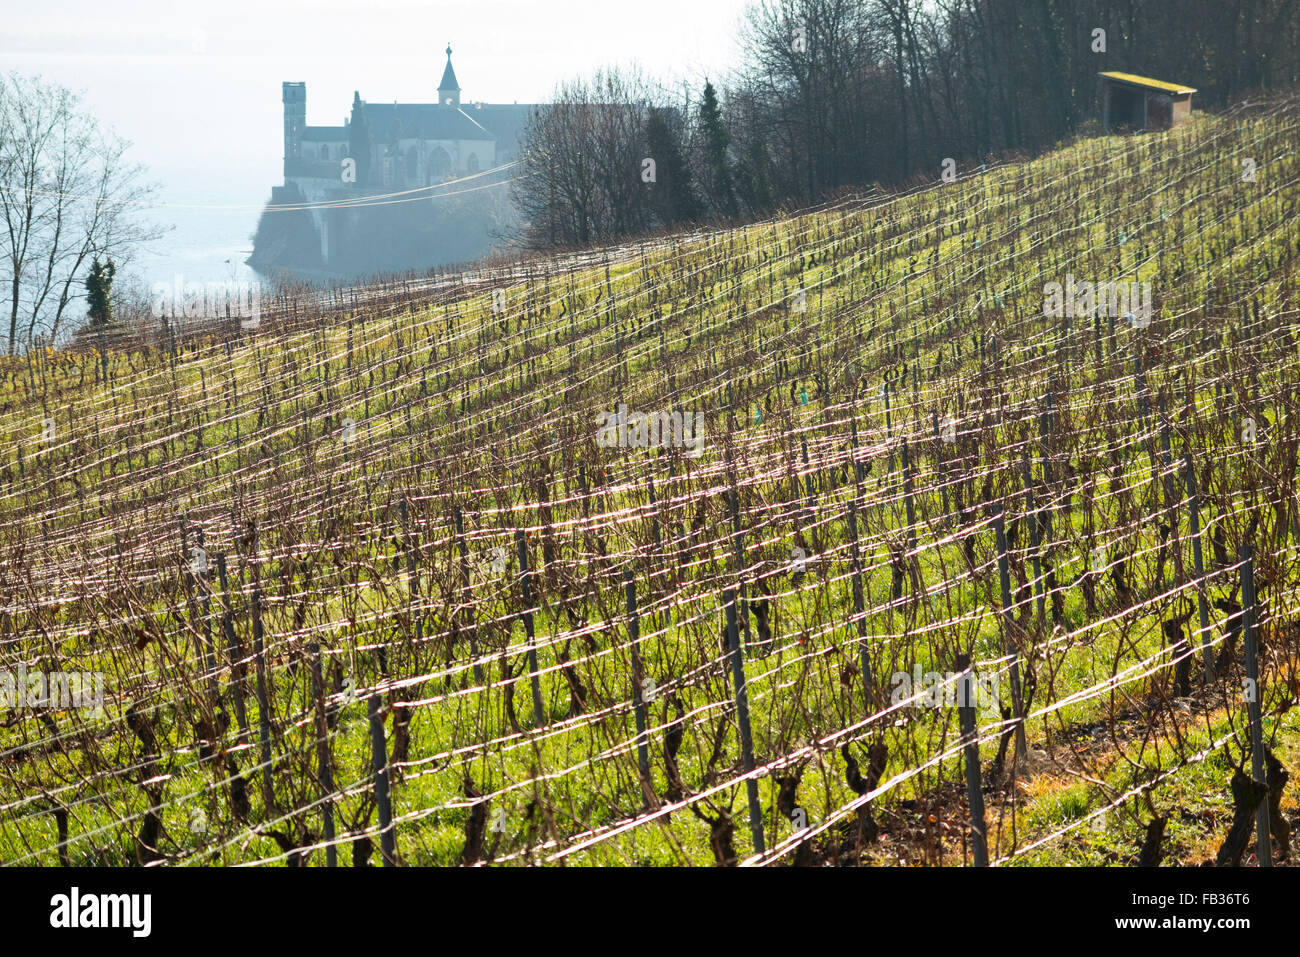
(4, 0, 753, 208)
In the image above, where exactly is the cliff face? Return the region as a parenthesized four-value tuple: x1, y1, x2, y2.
(247, 182, 323, 274)
(248, 176, 519, 279)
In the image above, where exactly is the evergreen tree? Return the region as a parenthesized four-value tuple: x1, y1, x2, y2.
(85, 257, 114, 327)
(737, 140, 774, 215)
(645, 107, 702, 227)
(698, 81, 737, 218)
(348, 92, 371, 186)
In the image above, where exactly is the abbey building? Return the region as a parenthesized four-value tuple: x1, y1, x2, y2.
(270, 46, 536, 265)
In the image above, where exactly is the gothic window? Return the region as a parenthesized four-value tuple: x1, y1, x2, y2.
(467, 153, 480, 174)
(430, 147, 451, 180)
(320, 145, 329, 160)
(406, 146, 419, 180)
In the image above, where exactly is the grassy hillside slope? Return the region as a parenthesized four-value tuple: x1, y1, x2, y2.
(3, 92, 1300, 866)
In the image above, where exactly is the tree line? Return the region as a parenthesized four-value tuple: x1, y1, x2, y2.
(513, 0, 1300, 250)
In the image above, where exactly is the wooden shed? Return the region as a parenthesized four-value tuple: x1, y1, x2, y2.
(1099, 72, 1196, 133)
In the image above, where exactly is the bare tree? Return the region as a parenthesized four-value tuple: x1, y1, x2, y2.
(0, 72, 161, 352)
(513, 67, 653, 249)
(735, 0, 882, 202)
(517, 0, 1300, 250)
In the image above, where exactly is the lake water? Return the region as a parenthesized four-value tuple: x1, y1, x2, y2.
(125, 205, 264, 291)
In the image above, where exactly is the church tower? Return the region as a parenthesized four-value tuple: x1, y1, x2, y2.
(282, 82, 306, 174)
(438, 44, 461, 108)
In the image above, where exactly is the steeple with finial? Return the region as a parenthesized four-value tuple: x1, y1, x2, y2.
(438, 43, 460, 108)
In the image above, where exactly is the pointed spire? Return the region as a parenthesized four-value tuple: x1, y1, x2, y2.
(438, 43, 460, 104)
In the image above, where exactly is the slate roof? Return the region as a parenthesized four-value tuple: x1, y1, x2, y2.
(467, 103, 538, 155)
(295, 49, 540, 153)
(351, 103, 494, 142)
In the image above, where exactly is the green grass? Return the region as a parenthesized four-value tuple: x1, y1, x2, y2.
(2, 94, 1300, 866)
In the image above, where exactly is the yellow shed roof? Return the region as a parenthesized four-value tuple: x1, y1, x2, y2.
(1098, 72, 1197, 95)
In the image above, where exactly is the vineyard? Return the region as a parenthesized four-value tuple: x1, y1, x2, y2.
(3, 91, 1300, 868)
